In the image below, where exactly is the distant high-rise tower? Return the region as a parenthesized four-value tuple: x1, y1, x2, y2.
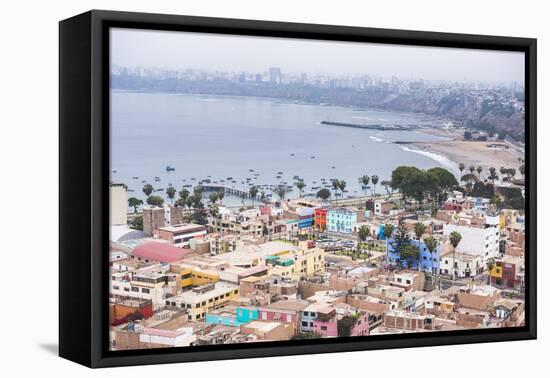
(269, 67, 282, 84)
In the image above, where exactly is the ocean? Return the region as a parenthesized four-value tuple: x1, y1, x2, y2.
(110, 92, 458, 207)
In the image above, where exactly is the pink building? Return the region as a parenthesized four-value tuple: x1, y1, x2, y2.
(257, 300, 308, 334)
(312, 306, 370, 337)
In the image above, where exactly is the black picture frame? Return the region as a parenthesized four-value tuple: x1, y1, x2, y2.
(59, 9, 537, 368)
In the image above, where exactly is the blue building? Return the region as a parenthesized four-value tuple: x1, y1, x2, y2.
(236, 307, 259, 323)
(205, 307, 259, 327)
(327, 208, 357, 235)
(386, 238, 441, 273)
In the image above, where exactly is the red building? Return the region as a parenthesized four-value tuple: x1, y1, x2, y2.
(314, 208, 327, 231)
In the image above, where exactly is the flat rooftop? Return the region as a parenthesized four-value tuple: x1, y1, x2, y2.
(158, 223, 206, 233)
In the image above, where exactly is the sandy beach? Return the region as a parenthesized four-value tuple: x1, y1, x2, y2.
(411, 140, 523, 177)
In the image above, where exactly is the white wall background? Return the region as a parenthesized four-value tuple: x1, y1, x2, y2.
(0, 0, 547, 374)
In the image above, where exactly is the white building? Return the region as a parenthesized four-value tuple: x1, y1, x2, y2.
(439, 251, 484, 278)
(110, 183, 127, 226)
(443, 215, 500, 261)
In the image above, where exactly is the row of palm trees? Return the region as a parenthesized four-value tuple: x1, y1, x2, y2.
(458, 163, 522, 186)
(358, 174, 379, 197)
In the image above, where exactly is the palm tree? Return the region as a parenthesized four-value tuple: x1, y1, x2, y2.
(142, 183, 154, 197)
(249, 185, 259, 206)
(414, 222, 426, 240)
(178, 188, 190, 204)
(423, 236, 438, 280)
(166, 186, 176, 203)
(488, 167, 498, 184)
(295, 180, 306, 198)
(486, 257, 496, 286)
(185, 196, 194, 211)
(469, 165, 475, 174)
(209, 192, 219, 205)
(274, 184, 289, 201)
(128, 197, 143, 213)
(338, 180, 347, 200)
(371, 175, 379, 197)
(358, 225, 371, 256)
(459, 163, 465, 175)
(449, 231, 462, 281)
(331, 179, 341, 203)
(476, 166, 483, 179)
(359, 175, 370, 195)
(217, 190, 225, 204)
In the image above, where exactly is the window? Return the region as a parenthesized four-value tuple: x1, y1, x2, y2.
(320, 326, 327, 331)
(302, 321, 308, 327)
(195, 303, 200, 308)
(196, 314, 200, 320)
(303, 311, 309, 316)
(131, 287, 139, 292)
(112, 285, 119, 290)
(123, 288, 130, 292)
(141, 288, 150, 294)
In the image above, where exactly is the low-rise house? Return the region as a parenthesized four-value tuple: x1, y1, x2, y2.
(240, 321, 293, 341)
(439, 250, 483, 278)
(167, 282, 240, 321)
(456, 285, 500, 311)
(155, 223, 207, 248)
(383, 310, 435, 331)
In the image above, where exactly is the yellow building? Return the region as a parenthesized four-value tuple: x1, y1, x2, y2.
(212, 240, 325, 278)
(490, 264, 503, 279)
(177, 267, 219, 289)
(168, 282, 239, 321)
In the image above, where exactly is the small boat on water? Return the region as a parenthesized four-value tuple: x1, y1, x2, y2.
(310, 156, 316, 159)
(290, 153, 295, 156)
(132, 176, 139, 179)
(166, 166, 175, 171)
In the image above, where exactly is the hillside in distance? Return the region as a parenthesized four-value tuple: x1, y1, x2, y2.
(111, 75, 525, 142)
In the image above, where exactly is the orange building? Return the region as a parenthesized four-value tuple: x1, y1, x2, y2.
(314, 208, 327, 231)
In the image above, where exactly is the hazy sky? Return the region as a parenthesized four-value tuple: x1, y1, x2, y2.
(111, 28, 524, 84)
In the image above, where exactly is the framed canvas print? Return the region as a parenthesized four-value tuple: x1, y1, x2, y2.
(59, 10, 536, 368)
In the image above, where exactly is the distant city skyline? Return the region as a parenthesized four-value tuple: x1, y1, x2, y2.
(111, 28, 524, 85)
